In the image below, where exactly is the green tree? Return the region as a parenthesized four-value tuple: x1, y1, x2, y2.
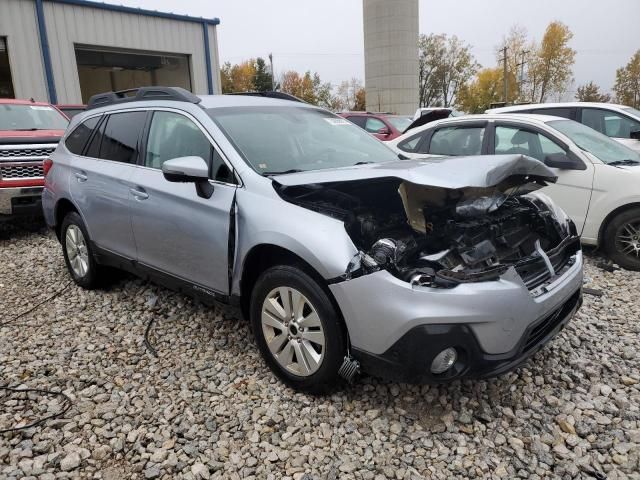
(575, 81, 612, 102)
(253, 57, 273, 92)
(613, 50, 640, 108)
(418, 34, 478, 107)
(529, 21, 576, 102)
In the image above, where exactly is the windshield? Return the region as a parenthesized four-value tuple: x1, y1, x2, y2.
(548, 119, 640, 164)
(208, 106, 398, 174)
(386, 116, 413, 132)
(622, 106, 640, 120)
(0, 104, 69, 131)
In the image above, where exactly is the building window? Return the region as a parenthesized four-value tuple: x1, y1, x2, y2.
(75, 46, 192, 103)
(0, 37, 15, 98)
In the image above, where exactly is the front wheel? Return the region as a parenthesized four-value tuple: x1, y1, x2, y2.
(603, 208, 640, 271)
(250, 265, 347, 393)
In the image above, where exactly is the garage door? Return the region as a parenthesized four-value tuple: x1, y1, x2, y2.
(75, 46, 192, 103)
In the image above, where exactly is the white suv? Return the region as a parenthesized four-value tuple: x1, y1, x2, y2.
(487, 102, 640, 153)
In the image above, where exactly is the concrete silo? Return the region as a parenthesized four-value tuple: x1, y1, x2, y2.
(363, 0, 419, 115)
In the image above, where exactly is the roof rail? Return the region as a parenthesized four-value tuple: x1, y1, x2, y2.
(87, 86, 201, 110)
(226, 91, 306, 103)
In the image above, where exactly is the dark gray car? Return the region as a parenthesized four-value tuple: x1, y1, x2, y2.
(42, 88, 583, 391)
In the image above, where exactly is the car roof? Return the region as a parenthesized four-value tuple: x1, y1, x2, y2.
(0, 98, 54, 107)
(198, 94, 316, 110)
(487, 102, 630, 113)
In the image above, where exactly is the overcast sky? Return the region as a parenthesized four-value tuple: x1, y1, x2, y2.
(110, 0, 639, 96)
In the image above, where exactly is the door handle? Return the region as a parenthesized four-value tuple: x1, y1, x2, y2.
(129, 187, 149, 200)
(74, 172, 88, 182)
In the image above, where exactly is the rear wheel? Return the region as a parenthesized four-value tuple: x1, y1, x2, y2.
(603, 208, 640, 271)
(250, 265, 346, 393)
(61, 212, 101, 288)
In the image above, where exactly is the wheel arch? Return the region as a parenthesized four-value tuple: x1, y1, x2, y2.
(598, 202, 640, 247)
(238, 244, 348, 338)
(53, 197, 80, 240)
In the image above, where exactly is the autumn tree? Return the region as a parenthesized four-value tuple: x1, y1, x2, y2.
(457, 67, 518, 113)
(418, 33, 478, 107)
(614, 50, 640, 108)
(354, 88, 366, 111)
(220, 59, 257, 93)
(529, 21, 576, 102)
(575, 81, 612, 102)
(496, 26, 537, 103)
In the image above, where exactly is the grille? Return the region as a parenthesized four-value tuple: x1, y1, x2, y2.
(0, 147, 56, 159)
(0, 163, 44, 179)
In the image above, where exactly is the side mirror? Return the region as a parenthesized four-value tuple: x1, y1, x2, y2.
(544, 153, 585, 170)
(630, 130, 640, 141)
(162, 156, 214, 199)
(377, 126, 391, 136)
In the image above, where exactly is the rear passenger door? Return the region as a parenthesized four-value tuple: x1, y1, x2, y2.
(68, 111, 144, 259)
(129, 109, 237, 295)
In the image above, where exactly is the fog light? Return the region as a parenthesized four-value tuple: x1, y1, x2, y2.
(430, 348, 457, 374)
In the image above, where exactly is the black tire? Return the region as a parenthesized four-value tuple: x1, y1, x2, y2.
(250, 265, 347, 393)
(603, 208, 640, 271)
(61, 212, 101, 289)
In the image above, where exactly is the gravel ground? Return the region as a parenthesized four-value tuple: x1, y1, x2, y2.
(1, 220, 639, 480)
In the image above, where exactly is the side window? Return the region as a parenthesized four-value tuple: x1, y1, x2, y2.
(581, 108, 640, 139)
(145, 111, 234, 183)
(397, 133, 423, 153)
(364, 117, 386, 133)
(85, 117, 105, 158)
(99, 111, 146, 163)
(495, 126, 565, 161)
(346, 116, 366, 128)
(429, 126, 485, 156)
(65, 116, 100, 155)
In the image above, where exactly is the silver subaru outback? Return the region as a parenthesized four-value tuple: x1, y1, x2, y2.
(42, 87, 583, 392)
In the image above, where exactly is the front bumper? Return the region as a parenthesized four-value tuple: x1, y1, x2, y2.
(329, 248, 583, 382)
(0, 186, 44, 217)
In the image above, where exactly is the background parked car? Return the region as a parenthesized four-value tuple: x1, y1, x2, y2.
(487, 102, 640, 153)
(338, 111, 413, 141)
(56, 104, 87, 119)
(389, 113, 640, 270)
(0, 98, 68, 219)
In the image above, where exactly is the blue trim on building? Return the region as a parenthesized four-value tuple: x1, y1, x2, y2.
(34, 0, 57, 104)
(202, 23, 214, 94)
(48, 0, 220, 25)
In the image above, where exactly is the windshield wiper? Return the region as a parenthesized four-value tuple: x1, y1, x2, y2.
(608, 159, 640, 166)
(263, 169, 303, 176)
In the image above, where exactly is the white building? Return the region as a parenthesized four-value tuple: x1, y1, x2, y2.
(0, 0, 222, 104)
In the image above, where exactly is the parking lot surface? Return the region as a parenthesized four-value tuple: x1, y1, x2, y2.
(1, 221, 639, 480)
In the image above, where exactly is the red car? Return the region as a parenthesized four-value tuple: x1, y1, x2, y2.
(338, 112, 413, 141)
(56, 104, 86, 119)
(0, 99, 68, 219)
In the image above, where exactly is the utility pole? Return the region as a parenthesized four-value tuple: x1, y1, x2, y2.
(502, 46, 508, 105)
(268, 53, 275, 91)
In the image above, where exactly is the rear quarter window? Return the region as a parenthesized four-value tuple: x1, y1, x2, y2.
(65, 116, 100, 155)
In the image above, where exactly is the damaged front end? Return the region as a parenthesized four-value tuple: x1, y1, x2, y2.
(273, 155, 581, 293)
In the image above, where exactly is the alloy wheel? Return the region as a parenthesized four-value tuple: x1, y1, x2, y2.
(261, 287, 326, 377)
(616, 220, 640, 259)
(65, 224, 90, 277)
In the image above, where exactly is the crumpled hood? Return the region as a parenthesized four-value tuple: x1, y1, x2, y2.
(272, 154, 557, 190)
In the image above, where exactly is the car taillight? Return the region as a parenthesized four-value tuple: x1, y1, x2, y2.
(43, 158, 53, 177)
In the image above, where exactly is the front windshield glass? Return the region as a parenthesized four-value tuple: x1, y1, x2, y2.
(0, 104, 69, 131)
(208, 106, 398, 175)
(548, 119, 640, 164)
(386, 116, 413, 132)
(622, 106, 640, 119)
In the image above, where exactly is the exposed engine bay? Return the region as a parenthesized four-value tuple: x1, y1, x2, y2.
(274, 172, 580, 289)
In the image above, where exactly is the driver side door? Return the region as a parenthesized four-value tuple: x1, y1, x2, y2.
(129, 109, 237, 296)
(492, 123, 595, 233)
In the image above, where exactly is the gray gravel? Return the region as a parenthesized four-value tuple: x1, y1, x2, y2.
(1, 220, 639, 479)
